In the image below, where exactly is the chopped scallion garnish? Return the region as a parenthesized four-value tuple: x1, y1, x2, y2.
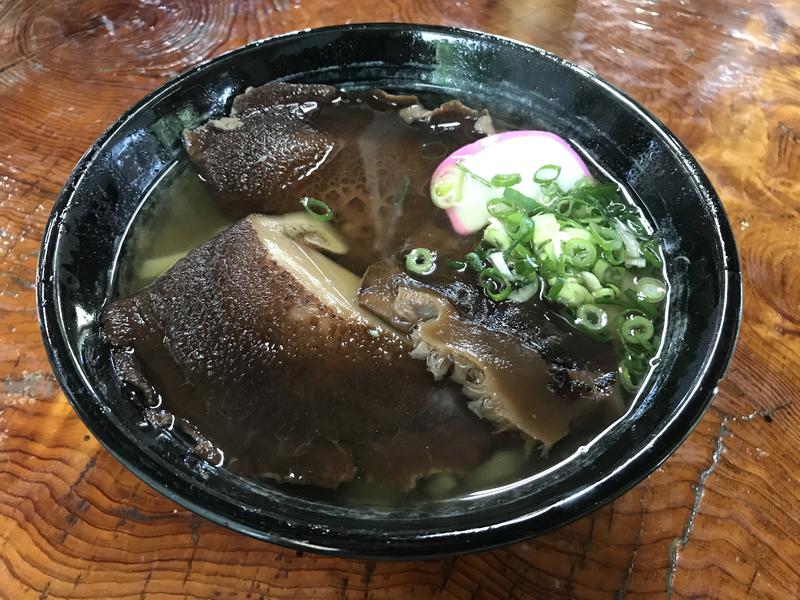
(603, 265, 626, 286)
(592, 286, 617, 302)
(435, 158, 666, 392)
(563, 238, 597, 270)
(636, 276, 667, 303)
(300, 196, 334, 221)
(405, 248, 436, 275)
(490, 173, 522, 187)
(533, 164, 562, 184)
(556, 280, 591, 307)
(619, 315, 654, 345)
(455, 161, 492, 187)
(486, 197, 516, 218)
(465, 252, 484, 272)
(447, 259, 467, 271)
(478, 267, 512, 301)
(576, 304, 609, 331)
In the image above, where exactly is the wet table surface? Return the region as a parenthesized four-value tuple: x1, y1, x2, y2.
(1, 0, 799, 598)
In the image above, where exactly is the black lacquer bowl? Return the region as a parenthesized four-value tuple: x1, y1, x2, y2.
(37, 24, 741, 558)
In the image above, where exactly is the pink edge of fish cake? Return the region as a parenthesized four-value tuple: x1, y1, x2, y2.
(445, 207, 473, 235)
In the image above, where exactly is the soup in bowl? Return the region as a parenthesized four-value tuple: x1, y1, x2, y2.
(37, 24, 741, 558)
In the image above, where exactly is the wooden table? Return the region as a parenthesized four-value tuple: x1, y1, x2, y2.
(1, 0, 798, 597)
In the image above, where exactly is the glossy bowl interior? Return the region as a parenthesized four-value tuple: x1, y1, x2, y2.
(37, 24, 741, 558)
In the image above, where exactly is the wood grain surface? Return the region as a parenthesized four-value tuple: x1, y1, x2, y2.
(1, 0, 799, 598)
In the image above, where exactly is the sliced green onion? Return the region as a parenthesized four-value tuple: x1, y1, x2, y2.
(602, 246, 626, 266)
(505, 242, 533, 260)
(539, 181, 562, 199)
(437, 161, 665, 390)
(487, 252, 514, 281)
(447, 259, 466, 271)
(603, 265, 626, 286)
(554, 197, 574, 216)
(576, 304, 608, 331)
(455, 161, 492, 187)
(503, 236, 532, 265)
(512, 256, 538, 279)
(642, 242, 663, 268)
(561, 226, 592, 243)
(589, 223, 623, 251)
(300, 196, 334, 221)
(614, 219, 643, 260)
(483, 221, 512, 250)
(508, 279, 540, 302)
(592, 258, 610, 282)
(503, 187, 548, 214)
(405, 248, 436, 275)
(533, 164, 562, 184)
(556, 281, 591, 308)
(636, 277, 667, 303)
(431, 169, 464, 208)
(490, 173, 522, 187)
(546, 276, 565, 301)
(465, 251, 484, 272)
(626, 256, 647, 268)
(623, 289, 659, 318)
(486, 198, 516, 218)
(531, 213, 560, 246)
(619, 315, 654, 345)
(556, 254, 569, 277)
(592, 286, 617, 302)
(504, 213, 534, 240)
(579, 271, 602, 292)
(539, 257, 559, 280)
(563, 238, 597, 270)
(568, 199, 591, 219)
(478, 267, 511, 301)
(619, 358, 640, 392)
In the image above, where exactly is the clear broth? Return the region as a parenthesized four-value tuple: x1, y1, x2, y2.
(115, 98, 666, 508)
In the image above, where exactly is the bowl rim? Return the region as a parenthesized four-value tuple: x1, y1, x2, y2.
(37, 22, 742, 559)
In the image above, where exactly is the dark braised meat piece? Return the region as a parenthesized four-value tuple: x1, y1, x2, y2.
(102, 216, 494, 490)
(358, 260, 625, 447)
(183, 82, 494, 274)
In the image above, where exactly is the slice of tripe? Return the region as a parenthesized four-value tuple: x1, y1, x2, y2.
(391, 286, 623, 448)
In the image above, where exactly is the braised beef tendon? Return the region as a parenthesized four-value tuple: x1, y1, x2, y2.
(358, 260, 624, 448)
(102, 216, 492, 490)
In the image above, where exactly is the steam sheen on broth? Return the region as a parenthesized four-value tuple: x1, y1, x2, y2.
(106, 83, 666, 506)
